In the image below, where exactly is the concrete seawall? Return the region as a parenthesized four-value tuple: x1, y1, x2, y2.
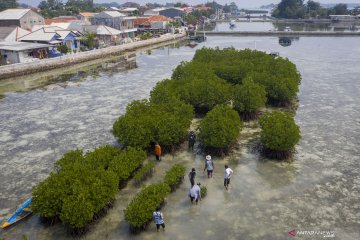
(196, 31, 360, 37)
(0, 33, 186, 80)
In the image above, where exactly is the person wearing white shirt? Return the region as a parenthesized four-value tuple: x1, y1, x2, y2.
(188, 182, 202, 204)
(224, 165, 233, 190)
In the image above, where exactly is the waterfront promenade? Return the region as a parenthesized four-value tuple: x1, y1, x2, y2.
(0, 33, 186, 80)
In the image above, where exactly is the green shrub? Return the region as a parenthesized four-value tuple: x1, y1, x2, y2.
(124, 183, 171, 230)
(133, 162, 156, 184)
(84, 145, 122, 170)
(163, 164, 186, 191)
(32, 146, 142, 230)
(113, 99, 193, 149)
(259, 111, 301, 159)
(199, 105, 243, 152)
(108, 147, 146, 183)
(189, 47, 300, 106)
(233, 78, 267, 120)
(32, 173, 69, 218)
(57, 45, 70, 54)
(200, 185, 207, 198)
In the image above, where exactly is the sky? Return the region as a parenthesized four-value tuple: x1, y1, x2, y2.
(20, 0, 355, 9)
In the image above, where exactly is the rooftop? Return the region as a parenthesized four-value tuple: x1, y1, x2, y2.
(0, 41, 51, 51)
(19, 28, 60, 42)
(79, 12, 95, 17)
(0, 9, 31, 20)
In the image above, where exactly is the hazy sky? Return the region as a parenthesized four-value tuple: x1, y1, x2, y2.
(20, 0, 355, 9)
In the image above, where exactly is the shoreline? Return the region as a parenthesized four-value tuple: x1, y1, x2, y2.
(0, 33, 186, 80)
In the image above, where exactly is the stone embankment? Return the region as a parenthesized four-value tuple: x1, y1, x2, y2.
(196, 31, 360, 37)
(0, 33, 186, 80)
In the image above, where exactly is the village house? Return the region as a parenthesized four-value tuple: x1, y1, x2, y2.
(144, 7, 185, 19)
(0, 26, 30, 41)
(0, 41, 50, 64)
(79, 12, 95, 25)
(0, 9, 44, 31)
(91, 11, 137, 40)
(134, 15, 172, 30)
(119, 8, 139, 16)
(83, 25, 122, 47)
(19, 27, 81, 52)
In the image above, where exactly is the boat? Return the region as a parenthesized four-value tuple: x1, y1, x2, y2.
(284, 26, 292, 32)
(1, 197, 32, 229)
(229, 20, 236, 27)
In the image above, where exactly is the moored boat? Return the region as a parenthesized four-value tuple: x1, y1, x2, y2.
(1, 197, 32, 229)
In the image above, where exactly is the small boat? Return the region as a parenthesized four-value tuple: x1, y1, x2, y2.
(1, 197, 32, 229)
(229, 20, 236, 27)
(284, 26, 292, 32)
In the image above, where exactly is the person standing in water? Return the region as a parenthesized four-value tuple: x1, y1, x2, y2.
(203, 155, 214, 178)
(154, 142, 161, 161)
(224, 165, 233, 190)
(188, 168, 196, 186)
(153, 206, 165, 232)
(188, 182, 202, 204)
(188, 131, 196, 150)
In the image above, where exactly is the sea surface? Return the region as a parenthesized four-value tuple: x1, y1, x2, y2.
(0, 35, 359, 239)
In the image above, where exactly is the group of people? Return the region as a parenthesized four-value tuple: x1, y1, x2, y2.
(153, 132, 234, 232)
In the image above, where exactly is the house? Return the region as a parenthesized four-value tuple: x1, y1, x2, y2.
(92, 11, 137, 39)
(91, 11, 126, 30)
(119, 8, 139, 16)
(0, 41, 50, 64)
(79, 12, 95, 24)
(134, 16, 172, 30)
(0, 9, 45, 31)
(83, 25, 122, 47)
(144, 8, 165, 16)
(19, 27, 81, 52)
(0, 26, 30, 41)
(144, 8, 185, 19)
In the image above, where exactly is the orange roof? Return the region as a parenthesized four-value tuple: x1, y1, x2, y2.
(148, 15, 172, 22)
(134, 15, 172, 26)
(45, 18, 77, 25)
(80, 12, 94, 17)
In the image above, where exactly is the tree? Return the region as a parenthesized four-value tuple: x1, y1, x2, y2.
(38, 0, 65, 18)
(81, 33, 97, 49)
(57, 45, 70, 54)
(272, 0, 305, 19)
(333, 3, 348, 15)
(259, 111, 301, 159)
(0, 0, 18, 11)
(199, 105, 242, 154)
(112, 99, 193, 150)
(66, 0, 94, 12)
(233, 78, 267, 120)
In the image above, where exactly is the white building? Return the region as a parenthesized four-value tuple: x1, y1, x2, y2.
(0, 9, 45, 31)
(0, 41, 50, 64)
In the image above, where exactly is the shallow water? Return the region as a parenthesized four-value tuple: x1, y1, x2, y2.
(0, 36, 359, 239)
(214, 21, 360, 32)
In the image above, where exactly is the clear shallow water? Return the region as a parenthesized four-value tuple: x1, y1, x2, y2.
(0, 36, 359, 239)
